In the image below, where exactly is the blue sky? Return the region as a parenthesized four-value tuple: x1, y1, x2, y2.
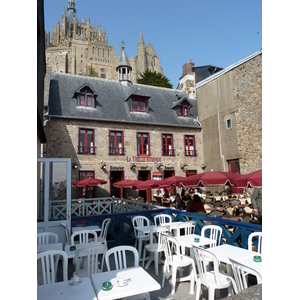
(44, 0, 262, 88)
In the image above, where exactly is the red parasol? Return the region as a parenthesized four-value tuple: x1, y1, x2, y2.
(132, 179, 168, 190)
(179, 171, 240, 217)
(72, 177, 107, 187)
(232, 169, 262, 188)
(160, 175, 187, 187)
(113, 179, 142, 188)
(179, 171, 240, 187)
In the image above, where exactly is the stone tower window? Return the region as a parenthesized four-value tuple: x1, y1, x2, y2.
(226, 118, 232, 129)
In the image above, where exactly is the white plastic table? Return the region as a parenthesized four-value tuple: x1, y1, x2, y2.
(135, 221, 184, 236)
(64, 241, 106, 259)
(37, 243, 63, 253)
(91, 266, 161, 300)
(207, 244, 262, 277)
(72, 225, 101, 234)
(175, 233, 216, 248)
(37, 277, 97, 300)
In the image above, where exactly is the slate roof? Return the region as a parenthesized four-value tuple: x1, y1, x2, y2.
(195, 49, 262, 89)
(48, 72, 201, 129)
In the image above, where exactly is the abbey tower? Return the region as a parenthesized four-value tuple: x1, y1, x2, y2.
(45, 0, 163, 82)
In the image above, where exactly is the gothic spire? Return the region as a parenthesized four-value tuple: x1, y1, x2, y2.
(67, 0, 77, 23)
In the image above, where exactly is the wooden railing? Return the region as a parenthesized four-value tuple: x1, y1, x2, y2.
(58, 197, 262, 250)
(49, 197, 157, 219)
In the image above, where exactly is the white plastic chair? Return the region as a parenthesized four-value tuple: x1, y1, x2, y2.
(229, 258, 262, 294)
(132, 216, 151, 259)
(201, 225, 223, 247)
(60, 223, 71, 245)
(154, 214, 172, 226)
(37, 250, 68, 285)
(70, 229, 97, 245)
(105, 245, 139, 271)
(248, 232, 262, 254)
(142, 226, 168, 276)
(97, 218, 111, 268)
(161, 234, 196, 295)
(75, 244, 105, 277)
(37, 232, 58, 245)
(177, 221, 196, 235)
(97, 218, 111, 243)
(105, 245, 150, 300)
(193, 246, 234, 300)
(177, 221, 196, 255)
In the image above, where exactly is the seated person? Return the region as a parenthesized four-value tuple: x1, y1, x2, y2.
(186, 194, 205, 213)
(183, 190, 193, 202)
(175, 193, 186, 210)
(169, 193, 176, 203)
(162, 188, 170, 206)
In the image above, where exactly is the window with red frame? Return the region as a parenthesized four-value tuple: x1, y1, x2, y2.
(184, 135, 196, 156)
(77, 86, 95, 108)
(79, 171, 95, 180)
(132, 99, 147, 112)
(180, 105, 189, 117)
(78, 129, 95, 154)
(109, 131, 124, 155)
(186, 170, 197, 177)
(162, 134, 174, 156)
(137, 133, 150, 156)
(78, 171, 95, 198)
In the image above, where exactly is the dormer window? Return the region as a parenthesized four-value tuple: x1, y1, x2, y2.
(132, 99, 147, 112)
(180, 105, 189, 117)
(171, 96, 192, 118)
(74, 84, 97, 108)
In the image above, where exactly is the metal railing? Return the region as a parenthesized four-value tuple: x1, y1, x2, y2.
(108, 147, 125, 155)
(48, 197, 262, 250)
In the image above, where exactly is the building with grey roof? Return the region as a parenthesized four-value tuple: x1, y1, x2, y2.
(45, 46, 204, 201)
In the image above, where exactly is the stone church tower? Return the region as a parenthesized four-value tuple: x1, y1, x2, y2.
(45, 0, 164, 82)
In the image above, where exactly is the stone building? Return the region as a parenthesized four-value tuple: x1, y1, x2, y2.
(177, 59, 223, 100)
(196, 50, 262, 174)
(45, 0, 163, 83)
(44, 45, 203, 201)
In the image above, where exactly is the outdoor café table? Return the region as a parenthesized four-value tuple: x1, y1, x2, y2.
(135, 221, 184, 237)
(64, 241, 106, 259)
(72, 225, 102, 234)
(37, 276, 97, 300)
(37, 243, 63, 253)
(175, 233, 216, 249)
(91, 266, 161, 300)
(174, 234, 216, 256)
(206, 244, 262, 278)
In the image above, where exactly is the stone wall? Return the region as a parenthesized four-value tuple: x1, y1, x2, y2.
(196, 52, 262, 174)
(233, 53, 262, 173)
(45, 118, 203, 197)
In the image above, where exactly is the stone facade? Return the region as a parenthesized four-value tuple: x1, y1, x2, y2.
(177, 59, 196, 99)
(45, 118, 203, 199)
(196, 50, 262, 174)
(45, 0, 163, 83)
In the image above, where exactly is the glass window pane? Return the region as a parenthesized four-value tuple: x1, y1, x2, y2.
(37, 161, 45, 222)
(140, 101, 146, 111)
(133, 101, 139, 111)
(49, 162, 67, 221)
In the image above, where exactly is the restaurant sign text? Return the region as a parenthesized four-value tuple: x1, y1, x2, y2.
(126, 156, 161, 163)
